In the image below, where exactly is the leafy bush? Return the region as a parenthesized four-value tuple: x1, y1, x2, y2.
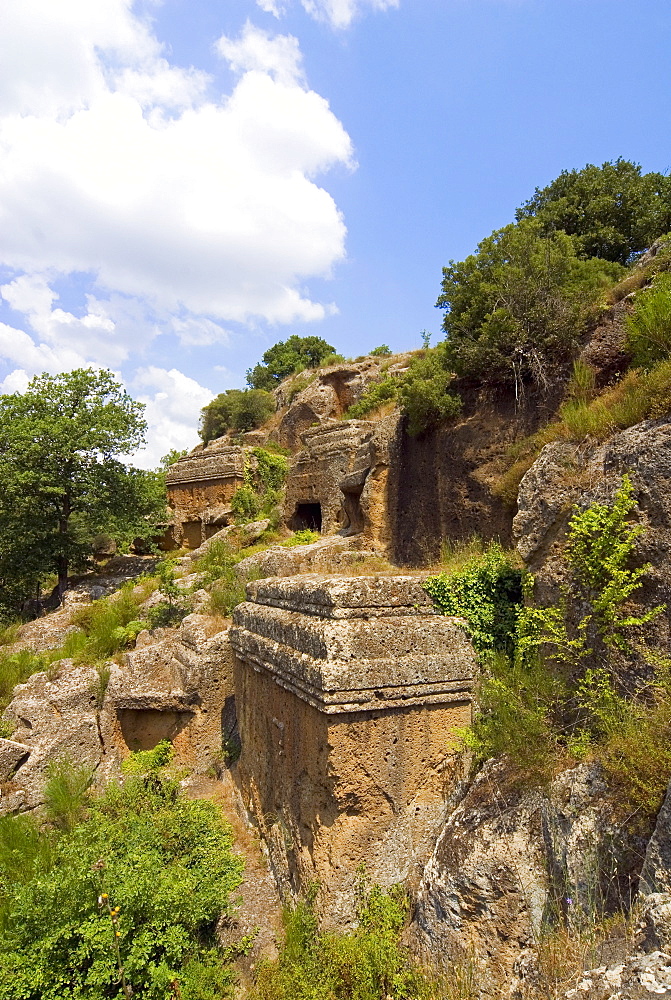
(516, 158, 671, 265)
(246, 336, 336, 391)
(0, 775, 243, 999)
(453, 478, 671, 814)
(253, 883, 439, 1000)
(199, 388, 275, 444)
(230, 447, 289, 524)
(369, 345, 392, 356)
(398, 347, 462, 434)
(625, 272, 671, 367)
(281, 530, 320, 547)
(423, 543, 523, 654)
(120, 739, 174, 775)
(345, 346, 461, 434)
(438, 219, 623, 390)
(345, 376, 398, 419)
(231, 484, 262, 522)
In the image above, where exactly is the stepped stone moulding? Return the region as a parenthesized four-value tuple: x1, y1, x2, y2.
(230, 574, 476, 926)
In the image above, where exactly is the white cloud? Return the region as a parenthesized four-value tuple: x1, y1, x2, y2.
(132, 366, 214, 469)
(0, 369, 31, 395)
(0, 6, 353, 329)
(217, 21, 304, 85)
(256, 0, 285, 16)
(0, 275, 156, 370)
(171, 316, 231, 348)
(302, 0, 399, 29)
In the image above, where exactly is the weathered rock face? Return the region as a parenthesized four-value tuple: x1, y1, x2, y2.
(1, 661, 112, 814)
(166, 441, 247, 548)
(561, 951, 671, 999)
(229, 574, 476, 926)
(273, 356, 413, 451)
(232, 533, 383, 580)
(388, 386, 553, 566)
(409, 760, 547, 990)
(409, 761, 646, 996)
(513, 418, 671, 650)
(283, 415, 399, 550)
(0, 614, 234, 815)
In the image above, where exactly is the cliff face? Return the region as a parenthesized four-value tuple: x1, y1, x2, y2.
(8, 332, 671, 995)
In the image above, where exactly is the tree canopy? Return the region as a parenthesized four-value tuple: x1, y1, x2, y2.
(246, 335, 335, 391)
(516, 158, 671, 265)
(199, 388, 275, 444)
(437, 220, 622, 390)
(0, 369, 165, 616)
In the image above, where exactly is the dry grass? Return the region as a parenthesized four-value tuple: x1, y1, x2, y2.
(494, 357, 671, 509)
(520, 910, 636, 1000)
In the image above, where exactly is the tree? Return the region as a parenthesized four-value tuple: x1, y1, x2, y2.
(199, 388, 275, 444)
(246, 335, 336, 390)
(437, 220, 622, 390)
(0, 369, 165, 614)
(516, 158, 671, 265)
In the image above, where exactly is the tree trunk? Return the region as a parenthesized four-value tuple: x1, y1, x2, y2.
(56, 497, 71, 604)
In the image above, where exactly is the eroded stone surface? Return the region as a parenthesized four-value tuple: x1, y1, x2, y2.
(231, 573, 475, 925)
(283, 415, 399, 550)
(1, 613, 234, 814)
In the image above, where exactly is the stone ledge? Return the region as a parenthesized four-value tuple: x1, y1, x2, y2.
(166, 447, 246, 486)
(230, 576, 476, 715)
(245, 574, 437, 619)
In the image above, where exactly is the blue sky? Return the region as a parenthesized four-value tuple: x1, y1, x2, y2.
(0, 0, 670, 465)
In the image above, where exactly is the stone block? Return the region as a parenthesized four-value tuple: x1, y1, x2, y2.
(230, 573, 476, 926)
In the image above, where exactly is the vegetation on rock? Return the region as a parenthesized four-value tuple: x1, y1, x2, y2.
(199, 388, 275, 444)
(345, 345, 461, 434)
(246, 335, 336, 391)
(253, 883, 442, 1000)
(428, 478, 671, 817)
(437, 219, 622, 391)
(515, 158, 671, 264)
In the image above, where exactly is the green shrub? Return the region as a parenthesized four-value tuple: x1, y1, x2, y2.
(0, 775, 243, 999)
(253, 447, 290, 491)
(246, 336, 336, 391)
(344, 347, 462, 434)
(399, 346, 462, 435)
(626, 272, 671, 366)
(516, 159, 671, 265)
(253, 883, 438, 1000)
(424, 543, 523, 654)
(369, 345, 392, 357)
(281, 530, 320, 547)
(44, 759, 95, 832)
(231, 484, 262, 522)
(121, 739, 174, 775)
(199, 388, 275, 444)
(345, 376, 398, 419)
(438, 219, 623, 389)
(454, 477, 671, 813)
